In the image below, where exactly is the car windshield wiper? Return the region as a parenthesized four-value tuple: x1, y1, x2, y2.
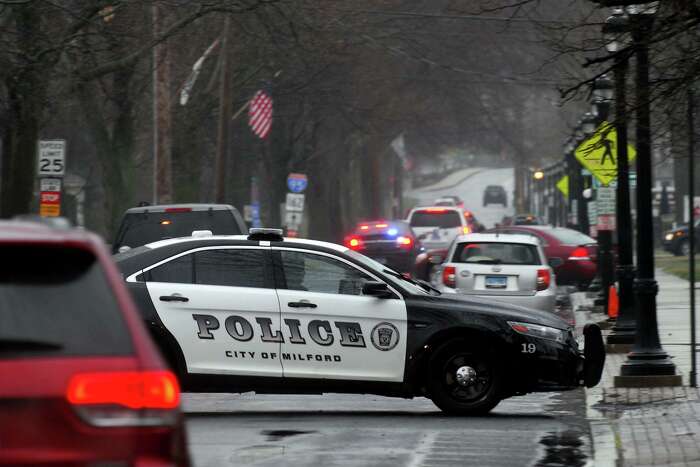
(382, 269, 441, 295)
(0, 337, 64, 353)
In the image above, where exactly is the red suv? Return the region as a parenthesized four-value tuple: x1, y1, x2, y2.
(0, 220, 189, 466)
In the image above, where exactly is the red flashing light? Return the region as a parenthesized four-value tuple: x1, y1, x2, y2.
(536, 269, 551, 291)
(359, 225, 370, 231)
(568, 246, 591, 261)
(164, 207, 192, 213)
(375, 223, 388, 228)
(67, 371, 180, 410)
(422, 208, 448, 213)
(442, 266, 456, 288)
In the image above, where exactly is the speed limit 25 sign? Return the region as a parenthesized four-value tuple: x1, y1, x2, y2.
(37, 140, 66, 177)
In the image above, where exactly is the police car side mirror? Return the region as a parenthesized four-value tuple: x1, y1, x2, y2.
(362, 281, 394, 299)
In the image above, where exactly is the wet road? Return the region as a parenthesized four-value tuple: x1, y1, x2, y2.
(409, 167, 515, 229)
(183, 390, 589, 467)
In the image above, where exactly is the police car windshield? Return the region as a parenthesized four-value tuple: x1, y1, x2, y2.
(345, 250, 429, 295)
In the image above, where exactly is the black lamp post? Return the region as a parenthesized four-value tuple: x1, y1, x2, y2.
(566, 136, 578, 227)
(603, 9, 637, 348)
(616, 2, 680, 386)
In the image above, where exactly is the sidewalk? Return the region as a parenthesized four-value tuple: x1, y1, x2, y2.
(582, 269, 700, 466)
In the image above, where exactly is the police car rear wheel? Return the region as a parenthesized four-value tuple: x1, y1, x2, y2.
(428, 340, 502, 415)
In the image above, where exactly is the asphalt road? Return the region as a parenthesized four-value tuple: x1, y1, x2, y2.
(409, 167, 515, 229)
(183, 389, 589, 467)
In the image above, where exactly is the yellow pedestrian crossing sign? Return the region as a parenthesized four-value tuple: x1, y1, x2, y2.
(556, 175, 569, 197)
(574, 122, 636, 186)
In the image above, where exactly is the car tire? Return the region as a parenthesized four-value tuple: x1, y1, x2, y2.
(679, 239, 690, 256)
(427, 339, 503, 416)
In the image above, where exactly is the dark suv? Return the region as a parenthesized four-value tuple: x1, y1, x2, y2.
(483, 185, 508, 207)
(0, 220, 189, 466)
(113, 203, 247, 253)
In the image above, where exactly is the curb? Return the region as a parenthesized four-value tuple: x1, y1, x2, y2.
(588, 418, 620, 467)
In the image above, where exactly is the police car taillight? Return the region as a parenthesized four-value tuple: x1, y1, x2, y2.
(397, 236, 413, 249)
(442, 266, 456, 288)
(345, 236, 364, 250)
(66, 371, 180, 427)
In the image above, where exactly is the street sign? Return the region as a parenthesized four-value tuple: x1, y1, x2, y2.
(575, 122, 636, 186)
(285, 193, 305, 212)
(39, 190, 61, 217)
(287, 173, 308, 193)
(40, 178, 62, 192)
(37, 140, 66, 177)
(285, 211, 303, 230)
(596, 186, 616, 215)
(556, 175, 569, 197)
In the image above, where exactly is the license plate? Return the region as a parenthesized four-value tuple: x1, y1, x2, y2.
(485, 276, 507, 288)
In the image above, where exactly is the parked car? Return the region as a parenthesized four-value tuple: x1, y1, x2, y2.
(434, 195, 465, 209)
(437, 233, 557, 313)
(343, 220, 422, 274)
(407, 206, 471, 251)
(112, 203, 247, 254)
(663, 220, 700, 256)
(511, 214, 544, 226)
(0, 220, 189, 466)
(489, 225, 598, 289)
(483, 185, 508, 207)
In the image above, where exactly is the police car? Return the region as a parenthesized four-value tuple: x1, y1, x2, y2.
(115, 228, 605, 415)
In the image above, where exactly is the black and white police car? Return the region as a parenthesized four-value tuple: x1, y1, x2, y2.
(115, 228, 604, 415)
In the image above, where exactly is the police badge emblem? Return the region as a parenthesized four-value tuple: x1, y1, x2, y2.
(370, 322, 399, 351)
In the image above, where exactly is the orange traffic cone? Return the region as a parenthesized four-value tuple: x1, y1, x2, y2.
(608, 285, 619, 319)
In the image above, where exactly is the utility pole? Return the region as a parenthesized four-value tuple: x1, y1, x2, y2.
(215, 16, 232, 203)
(152, 2, 173, 204)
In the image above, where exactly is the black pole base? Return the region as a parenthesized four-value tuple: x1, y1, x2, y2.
(619, 351, 677, 376)
(606, 328, 635, 345)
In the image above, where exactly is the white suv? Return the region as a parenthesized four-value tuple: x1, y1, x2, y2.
(406, 206, 470, 251)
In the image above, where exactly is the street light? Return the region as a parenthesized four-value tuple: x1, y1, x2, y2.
(582, 112, 597, 136)
(533, 170, 544, 180)
(615, 1, 681, 387)
(601, 8, 637, 350)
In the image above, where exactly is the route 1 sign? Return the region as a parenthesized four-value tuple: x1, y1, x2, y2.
(287, 173, 308, 193)
(286, 193, 305, 212)
(37, 140, 66, 177)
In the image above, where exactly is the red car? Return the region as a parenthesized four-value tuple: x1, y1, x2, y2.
(490, 226, 598, 289)
(0, 220, 189, 466)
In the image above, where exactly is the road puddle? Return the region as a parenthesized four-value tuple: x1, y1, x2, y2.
(535, 430, 587, 467)
(261, 429, 317, 441)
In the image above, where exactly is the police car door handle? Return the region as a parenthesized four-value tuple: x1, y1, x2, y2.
(159, 294, 189, 303)
(288, 300, 317, 309)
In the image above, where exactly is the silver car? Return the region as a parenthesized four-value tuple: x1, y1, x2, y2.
(438, 233, 557, 313)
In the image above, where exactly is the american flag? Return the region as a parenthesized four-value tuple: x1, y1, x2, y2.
(248, 88, 273, 139)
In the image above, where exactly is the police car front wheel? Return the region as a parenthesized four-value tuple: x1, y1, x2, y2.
(427, 340, 503, 415)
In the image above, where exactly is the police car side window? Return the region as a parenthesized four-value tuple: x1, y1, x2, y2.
(147, 254, 194, 283)
(280, 251, 371, 296)
(194, 249, 266, 288)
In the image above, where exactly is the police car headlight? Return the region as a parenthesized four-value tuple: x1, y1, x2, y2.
(665, 233, 674, 241)
(508, 321, 565, 343)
